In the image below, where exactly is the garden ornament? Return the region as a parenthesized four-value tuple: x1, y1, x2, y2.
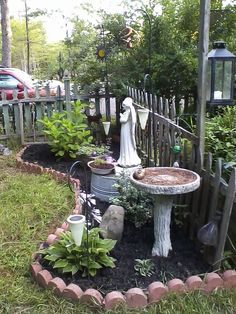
(67, 214, 85, 246)
(100, 205, 125, 241)
(120, 26, 140, 48)
(0, 144, 12, 156)
(117, 97, 141, 168)
(130, 167, 200, 257)
(197, 211, 221, 247)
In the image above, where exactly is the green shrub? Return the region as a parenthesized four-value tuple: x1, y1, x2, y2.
(40, 228, 116, 277)
(110, 173, 153, 227)
(205, 106, 236, 163)
(39, 100, 92, 159)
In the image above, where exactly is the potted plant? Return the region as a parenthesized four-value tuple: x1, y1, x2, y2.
(87, 158, 115, 175)
(77, 144, 110, 163)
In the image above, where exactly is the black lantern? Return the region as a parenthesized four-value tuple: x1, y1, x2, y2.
(207, 41, 235, 105)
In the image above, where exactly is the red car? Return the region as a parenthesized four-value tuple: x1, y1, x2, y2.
(0, 67, 64, 100)
(0, 67, 36, 100)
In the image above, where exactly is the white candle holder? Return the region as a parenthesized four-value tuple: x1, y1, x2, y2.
(102, 121, 111, 136)
(137, 108, 149, 130)
(67, 214, 85, 246)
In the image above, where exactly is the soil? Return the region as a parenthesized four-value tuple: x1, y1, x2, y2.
(22, 144, 211, 295)
(89, 161, 114, 169)
(21, 143, 119, 192)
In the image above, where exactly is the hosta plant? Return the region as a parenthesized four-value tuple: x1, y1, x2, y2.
(39, 100, 93, 159)
(40, 228, 116, 277)
(134, 259, 155, 277)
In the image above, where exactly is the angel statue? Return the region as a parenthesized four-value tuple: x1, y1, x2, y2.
(117, 97, 141, 168)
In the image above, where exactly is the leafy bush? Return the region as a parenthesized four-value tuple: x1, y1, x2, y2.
(134, 259, 155, 277)
(205, 106, 236, 163)
(110, 173, 153, 227)
(41, 228, 116, 277)
(40, 100, 92, 159)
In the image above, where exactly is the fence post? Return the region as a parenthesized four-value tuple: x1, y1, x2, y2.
(214, 168, 236, 269)
(63, 70, 71, 116)
(196, 0, 210, 167)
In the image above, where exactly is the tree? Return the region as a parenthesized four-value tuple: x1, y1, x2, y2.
(1, 0, 11, 67)
(11, 18, 65, 79)
(63, 0, 236, 105)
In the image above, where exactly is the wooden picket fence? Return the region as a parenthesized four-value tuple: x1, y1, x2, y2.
(128, 87, 236, 268)
(0, 73, 116, 144)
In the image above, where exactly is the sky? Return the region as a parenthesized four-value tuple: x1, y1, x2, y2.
(9, 0, 124, 42)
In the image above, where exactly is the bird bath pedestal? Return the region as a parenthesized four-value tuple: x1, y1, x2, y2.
(130, 167, 200, 257)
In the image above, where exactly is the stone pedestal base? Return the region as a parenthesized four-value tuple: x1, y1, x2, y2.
(152, 195, 174, 257)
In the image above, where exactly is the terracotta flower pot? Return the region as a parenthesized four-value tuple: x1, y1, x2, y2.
(87, 160, 114, 175)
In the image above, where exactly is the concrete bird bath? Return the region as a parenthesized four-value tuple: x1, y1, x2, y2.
(130, 167, 200, 257)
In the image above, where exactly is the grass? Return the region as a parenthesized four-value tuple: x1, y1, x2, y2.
(0, 152, 236, 313)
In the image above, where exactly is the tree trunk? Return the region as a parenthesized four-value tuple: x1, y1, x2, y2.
(1, 0, 11, 67)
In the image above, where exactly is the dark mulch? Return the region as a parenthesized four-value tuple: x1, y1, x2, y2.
(21, 143, 120, 192)
(22, 144, 211, 295)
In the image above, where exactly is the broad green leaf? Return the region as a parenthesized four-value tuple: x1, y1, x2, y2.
(54, 259, 69, 268)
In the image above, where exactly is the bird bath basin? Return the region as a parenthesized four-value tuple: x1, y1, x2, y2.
(130, 167, 200, 257)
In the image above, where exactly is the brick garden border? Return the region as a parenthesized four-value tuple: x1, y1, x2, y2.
(15, 146, 236, 310)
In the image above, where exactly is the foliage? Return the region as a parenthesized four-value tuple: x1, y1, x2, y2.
(41, 228, 116, 277)
(205, 106, 236, 163)
(221, 236, 236, 270)
(134, 258, 155, 277)
(92, 158, 107, 166)
(11, 19, 46, 70)
(110, 172, 153, 227)
(172, 204, 189, 227)
(60, 0, 236, 112)
(39, 100, 92, 159)
(77, 144, 109, 158)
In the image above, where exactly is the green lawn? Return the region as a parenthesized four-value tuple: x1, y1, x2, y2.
(0, 153, 236, 314)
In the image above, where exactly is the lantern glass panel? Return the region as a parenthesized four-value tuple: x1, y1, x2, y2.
(214, 60, 232, 100)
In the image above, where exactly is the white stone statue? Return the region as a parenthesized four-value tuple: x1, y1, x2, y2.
(117, 97, 141, 168)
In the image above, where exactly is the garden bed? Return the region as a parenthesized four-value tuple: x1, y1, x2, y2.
(41, 221, 210, 295)
(22, 143, 210, 295)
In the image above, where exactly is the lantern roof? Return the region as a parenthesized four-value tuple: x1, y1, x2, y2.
(208, 41, 235, 59)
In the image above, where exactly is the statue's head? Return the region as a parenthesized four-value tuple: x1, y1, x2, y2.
(122, 97, 133, 109)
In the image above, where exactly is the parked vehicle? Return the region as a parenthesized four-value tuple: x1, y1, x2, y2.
(0, 67, 35, 100)
(0, 67, 64, 100)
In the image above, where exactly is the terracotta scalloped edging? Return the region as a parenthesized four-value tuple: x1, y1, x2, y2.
(17, 146, 236, 309)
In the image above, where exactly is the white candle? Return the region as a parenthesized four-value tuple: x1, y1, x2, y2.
(214, 90, 222, 99)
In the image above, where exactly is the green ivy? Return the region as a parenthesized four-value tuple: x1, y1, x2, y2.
(110, 173, 153, 228)
(40, 228, 116, 277)
(39, 100, 93, 159)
